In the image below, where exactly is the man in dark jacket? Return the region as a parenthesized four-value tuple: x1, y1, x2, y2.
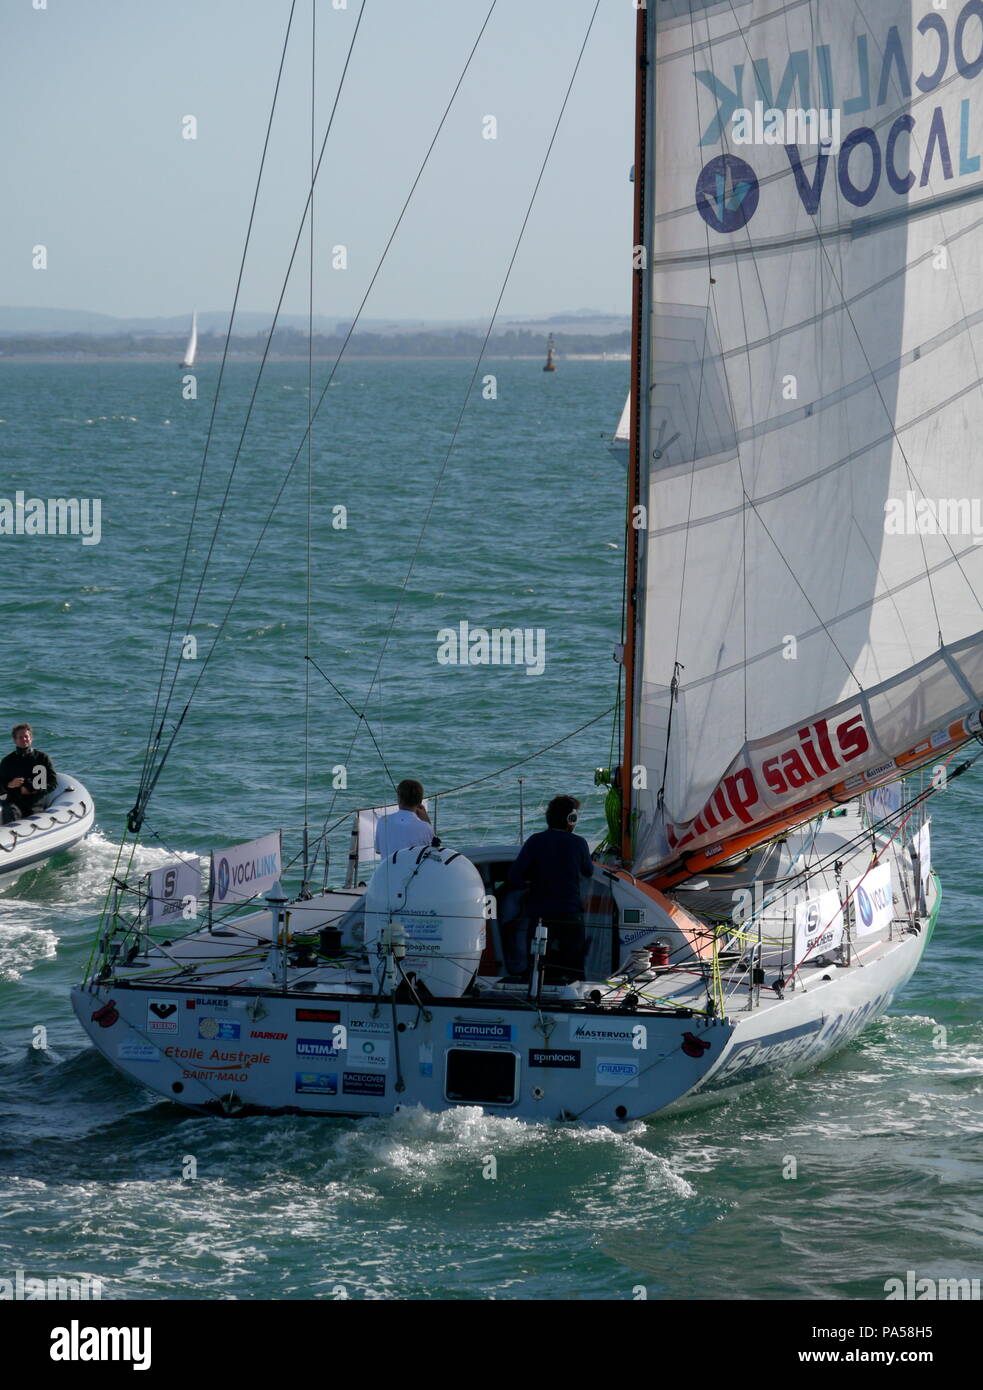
(1, 723, 57, 825)
(503, 794, 594, 984)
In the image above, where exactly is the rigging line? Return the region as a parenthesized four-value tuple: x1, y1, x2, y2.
(425, 704, 617, 801)
(849, 0, 983, 626)
(136, 0, 299, 802)
(305, 655, 395, 787)
(322, 0, 604, 832)
(705, 1, 864, 693)
(135, 1, 499, 826)
(143, 0, 369, 805)
(721, 2, 963, 656)
(656, 5, 742, 802)
(303, 0, 317, 885)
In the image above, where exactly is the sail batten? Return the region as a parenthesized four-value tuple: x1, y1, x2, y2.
(630, 0, 983, 874)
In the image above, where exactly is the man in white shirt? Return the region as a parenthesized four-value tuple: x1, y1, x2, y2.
(374, 779, 436, 858)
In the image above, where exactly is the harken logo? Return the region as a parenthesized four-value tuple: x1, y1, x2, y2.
(217, 857, 230, 900)
(696, 154, 759, 233)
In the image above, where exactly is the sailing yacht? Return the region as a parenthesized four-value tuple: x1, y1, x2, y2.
(610, 391, 630, 461)
(180, 310, 198, 368)
(74, 3, 983, 1122)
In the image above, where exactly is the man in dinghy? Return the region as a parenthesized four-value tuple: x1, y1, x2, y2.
(1, 723, 57, 824)
(374, 778, 435, 857)
(504, 794, 593, 984)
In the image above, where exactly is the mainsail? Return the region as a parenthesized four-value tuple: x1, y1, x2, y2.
(627, 0, 983, 876)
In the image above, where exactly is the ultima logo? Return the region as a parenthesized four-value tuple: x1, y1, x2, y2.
(667, 715, 871, 851)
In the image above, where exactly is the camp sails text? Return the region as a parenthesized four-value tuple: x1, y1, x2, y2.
(697, 3, 983, 217)
(665, 714, 870, 853)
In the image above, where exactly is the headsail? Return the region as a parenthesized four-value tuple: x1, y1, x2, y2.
(628, 1, 983, 876)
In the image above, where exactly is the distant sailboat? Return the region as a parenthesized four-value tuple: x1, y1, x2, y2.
(610, 390, 630, 462)
(181, 310, 198, 368)
(543, 332, 557, 372)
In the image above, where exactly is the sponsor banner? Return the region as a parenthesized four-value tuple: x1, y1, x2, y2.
(117, 1042, 159, 1063)
(198, 1018, 240, 1041)
(864, 782, 902, 825)
(595, 1056, 639, 1088)
(793, 890, 844, 965)
(568, 1018, 639, 1046)
(665, 710, 873, 856)
(349, 1016, 389, 1037)
(297, 1037, 341, 1060)
(342, 1070, 387, 1097)
(210, 831, 281, 906)
(402, 913, 443, 942)
(850, 862, 893, 939)
(295, 1071, 337, 1095)
(448, 1021, 512, 1044)
(147, 999, 180, 1033)
(529, 1049, 580, 1069)
(185, 996, 231, 1010)
(911, 821, 932, 910)
(295, 1008, 340, 1024)
(146, 858, 201, 928)
(349, 1039, 389, 1070)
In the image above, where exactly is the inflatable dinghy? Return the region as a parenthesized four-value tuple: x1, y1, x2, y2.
(0, 775, 95, 881)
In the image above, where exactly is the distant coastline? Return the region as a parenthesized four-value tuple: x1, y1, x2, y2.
(0, 327, 630, 364)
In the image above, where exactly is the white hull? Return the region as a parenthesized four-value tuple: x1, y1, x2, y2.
(0, 775, 95, 881)
(70, 813, 938, 1125)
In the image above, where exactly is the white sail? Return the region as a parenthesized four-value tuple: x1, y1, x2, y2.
(613, 392, 631, 444)
(181, 310, 198, 368)
(631, 1, 983, 872)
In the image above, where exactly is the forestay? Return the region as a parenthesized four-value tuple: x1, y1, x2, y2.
(630, 0, 983, 872)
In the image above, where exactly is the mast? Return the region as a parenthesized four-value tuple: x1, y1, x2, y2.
(619, 4, 649, 864)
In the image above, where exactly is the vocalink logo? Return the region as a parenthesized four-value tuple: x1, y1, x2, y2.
(857, 886, 874, 929)
(0, 492, 102, 545)
(436, 621, 546, 676)
(695, 155, 759, 233)
(217, 858, 230, 899)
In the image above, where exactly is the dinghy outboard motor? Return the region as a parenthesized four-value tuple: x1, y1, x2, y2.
(363, 845, 485, 998)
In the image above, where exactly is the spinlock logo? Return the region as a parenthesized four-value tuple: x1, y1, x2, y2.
(693, 4, 983, 233)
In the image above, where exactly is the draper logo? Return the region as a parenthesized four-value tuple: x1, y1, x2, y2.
(695, 154, 759, 233)
(217, 858, 230, 899)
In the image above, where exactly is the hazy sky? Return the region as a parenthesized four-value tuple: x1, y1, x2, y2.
(3, 0, 636, 323)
